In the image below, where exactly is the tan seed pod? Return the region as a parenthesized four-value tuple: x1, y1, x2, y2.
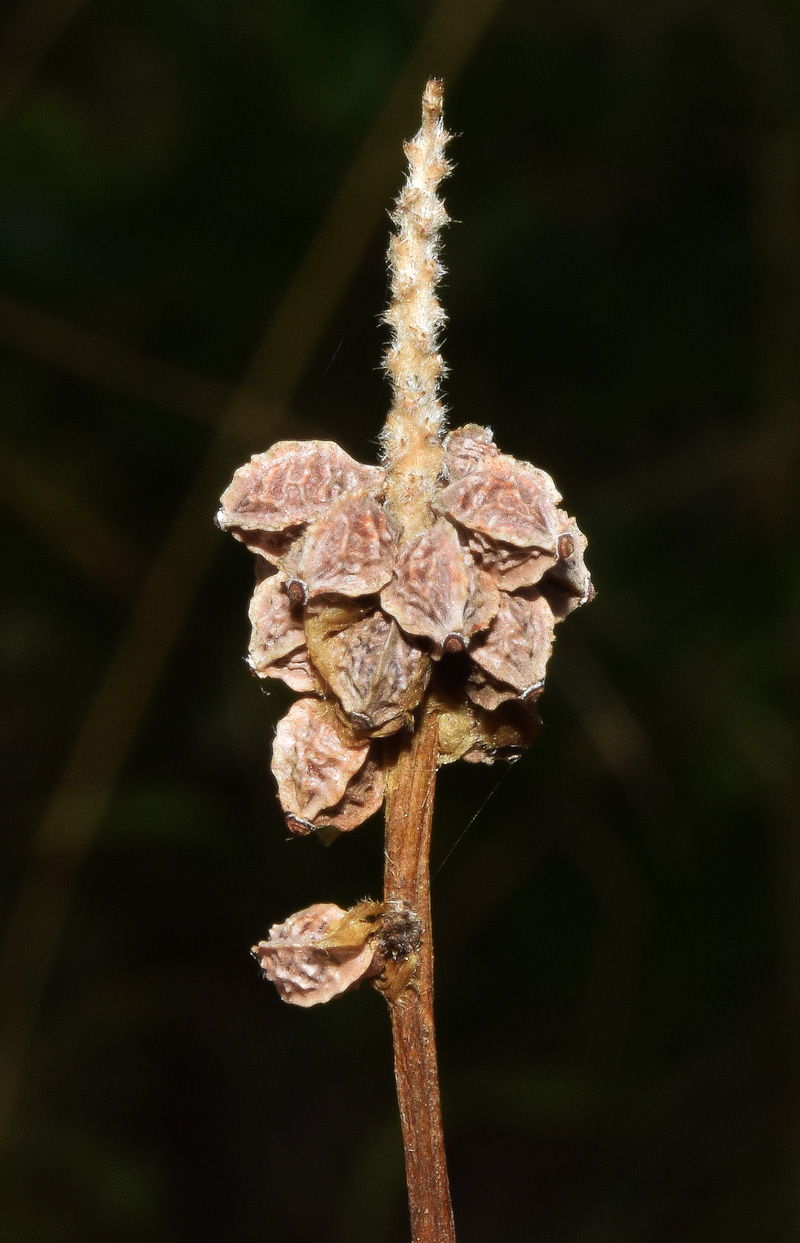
(464, 667, 519, 712)
(266, 650, 319, 694)
(306, 604, 430, 737)
(461, 699, 540, 763)
(302, 597, 373, 694)
(247, 573, 308, 677)
(465, 529, 558, 592)
(271, 697, 371, 830)
(470, 591, 556, 696)
(300, 490, 397, 599)
(217, 441, 385, 534)
(381, 517, 500, 653)
(315, 755, 385, 832)
(539, 515, 593, 619)
(430, 692, 478, 765)
(437, 455, 562, 551)
(432, 688, 539, 765)
(223, 524, 303, 569)
(251, 903, 379, 1007)
(443, 424, 498, 480)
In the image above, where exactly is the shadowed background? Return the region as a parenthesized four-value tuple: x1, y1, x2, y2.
(1, 0, 799, 1240)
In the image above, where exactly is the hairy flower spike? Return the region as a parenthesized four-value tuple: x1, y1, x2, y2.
(381, 78, 452, 542)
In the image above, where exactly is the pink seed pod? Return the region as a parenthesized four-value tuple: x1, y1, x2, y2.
(270, 697, 383, 833)
(299, 490, 397, 599)
(540, 514, 593, 617)
(247, 573, 316, 692)
(470, 590, 555, 697)
(217, 441, 385, 534)
(317, 756, 385, 832)
(464, 667, 519, 712)
(464, 528, 559, 592)
(252, 903, 379, 1007)
(305, 604, 430, 737)
(437, 453, 562, 551)
(223, 525, 306, 574)
(381, 517, 500, 653)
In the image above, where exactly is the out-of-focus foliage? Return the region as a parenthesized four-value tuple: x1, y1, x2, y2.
(1, 0, 799, 1240)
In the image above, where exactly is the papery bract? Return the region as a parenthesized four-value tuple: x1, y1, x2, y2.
(247, 573, 314, 690)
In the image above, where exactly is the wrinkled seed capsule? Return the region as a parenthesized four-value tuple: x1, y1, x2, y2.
(299, 491, 396, 599)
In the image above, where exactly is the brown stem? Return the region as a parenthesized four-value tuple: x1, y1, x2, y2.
(383, 707, 456, 1243)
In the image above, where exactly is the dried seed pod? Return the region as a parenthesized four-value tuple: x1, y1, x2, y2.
(381, 517, 500, 653)
(462, 566, 502, 643)
(251, 903, 379, 1007)
(223, 525, 303, 568)
(265, 650, 319, 694)
(464, 667, 519, 712)
(443, 424, 498, 480)
(305, 604, 430, 737)
(433, 689, 539, 765)
(539, 516, 593, 619)
(461, 699, 540, 763)
(465, 529, 558, 592)
(438, 455, 562, 551)
(248, 573, 309, 678)
(317, 755, 385, 832)
(271, 698, 372, 831)
(217, 441, 385, 534)
(470, 591, 555, 696)
(300, 491, 397, 599)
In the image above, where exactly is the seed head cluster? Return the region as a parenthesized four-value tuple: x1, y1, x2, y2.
(216, 426, 592, 835)
(220, 80, 593, 1011)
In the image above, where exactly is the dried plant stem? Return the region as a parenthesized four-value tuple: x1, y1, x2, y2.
(383, 708, 456, 1243)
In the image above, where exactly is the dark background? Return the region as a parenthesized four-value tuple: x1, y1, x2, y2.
(2, 0, 799, 1240)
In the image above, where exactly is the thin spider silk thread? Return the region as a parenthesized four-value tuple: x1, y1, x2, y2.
(432, 761, 518, 882)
